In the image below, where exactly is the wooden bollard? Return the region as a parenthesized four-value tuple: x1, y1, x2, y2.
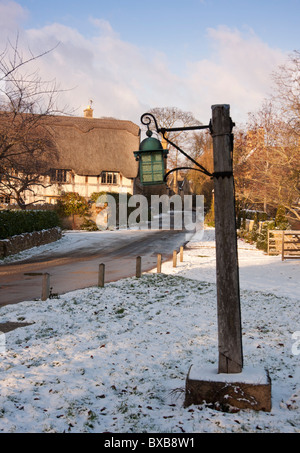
(173, 250, 177, 268)
(24, 272, 50, 301)
(136, 256, 142, 278)
(41, 273, 50, 301)
(98, 263, 105, 287)
(157, 254, 162, 273)
(180, 246, 184, 262)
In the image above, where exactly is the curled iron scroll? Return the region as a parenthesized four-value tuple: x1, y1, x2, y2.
(140, 113, 160, 134)
(140, 112, 212, 178)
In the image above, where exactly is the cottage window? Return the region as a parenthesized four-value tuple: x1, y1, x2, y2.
(50, 169, 70, 184)
(0, 195, 10, 204)
(101, 171, 119, 185)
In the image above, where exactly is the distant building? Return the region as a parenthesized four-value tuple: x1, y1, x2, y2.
(1, 105, 141, 206)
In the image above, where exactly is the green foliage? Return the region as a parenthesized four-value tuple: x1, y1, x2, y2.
(256, 221, 275, 252)
(239, 210, 268, 221)
(238, 205, 289, 252)
(90, 191, 137, 228)
(238, 209, 272, 248)
(56, 192, 89, 217)
(250, 212, 259, 242)
(90, 191, 124, 204)
(80, 218, 98, 231)
(0, 210, 60, 239)
(274, 205, 289, 230)
(204, 197, 215, 227)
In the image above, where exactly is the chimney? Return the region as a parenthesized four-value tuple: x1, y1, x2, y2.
(84, 101, 94, 118)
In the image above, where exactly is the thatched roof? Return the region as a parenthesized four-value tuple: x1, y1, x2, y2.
(45, 115, 140, 178)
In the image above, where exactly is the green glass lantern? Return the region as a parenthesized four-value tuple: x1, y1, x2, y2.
(134, 130, 168, 186)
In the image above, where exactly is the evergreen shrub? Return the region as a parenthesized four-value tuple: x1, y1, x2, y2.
(0, 210, 60, 240)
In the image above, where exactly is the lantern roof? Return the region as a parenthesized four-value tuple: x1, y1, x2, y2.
(139, 130, 164, 152)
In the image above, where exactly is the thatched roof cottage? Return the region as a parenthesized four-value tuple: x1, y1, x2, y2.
(2, 106, 141, 206)
(49, 109, 140, 180)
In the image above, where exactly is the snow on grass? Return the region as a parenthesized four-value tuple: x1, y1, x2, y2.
(0, 227, 299, 432)
(0, 267, 299, 432)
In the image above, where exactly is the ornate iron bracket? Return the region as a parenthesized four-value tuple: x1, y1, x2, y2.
(140, 113, 234, 181)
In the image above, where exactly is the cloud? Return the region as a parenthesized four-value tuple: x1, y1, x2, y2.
(185, 26, 287, 123)
(0, 3, 288, 126)
(88, 17, 117, 38)
(21, 17, 183, 121)
(0, 0, 27, 30)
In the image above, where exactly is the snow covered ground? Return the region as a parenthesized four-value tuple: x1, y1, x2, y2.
(0, 228, 299, 433)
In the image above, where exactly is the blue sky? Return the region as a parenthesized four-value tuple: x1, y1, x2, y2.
(1, 0, 299, 124)
(17, 0, 299, 53)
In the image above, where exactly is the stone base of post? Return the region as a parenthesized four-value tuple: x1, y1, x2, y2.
(184, 365, 271, 412)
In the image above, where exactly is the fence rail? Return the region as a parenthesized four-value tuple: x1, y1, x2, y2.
(267, 230, 283, 255)
(268, 230, 300, 260)
(281, 231, 300, 261)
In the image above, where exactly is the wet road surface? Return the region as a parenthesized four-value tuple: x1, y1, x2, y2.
(0, 229, 190, 306)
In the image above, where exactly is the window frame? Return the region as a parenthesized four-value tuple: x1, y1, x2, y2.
(50, 169, 71, 184)
(101, 171, 119, 185)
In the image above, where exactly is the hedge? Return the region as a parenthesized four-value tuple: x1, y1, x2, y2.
(0, 210, 60, 240)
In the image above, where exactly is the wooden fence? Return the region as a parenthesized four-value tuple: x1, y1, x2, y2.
(268, 230, 300, 260)
(281, 231, 300, 261)
(268, 230, 283, 255)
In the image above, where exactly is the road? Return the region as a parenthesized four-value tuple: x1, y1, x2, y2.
(0, 229, 191, 306)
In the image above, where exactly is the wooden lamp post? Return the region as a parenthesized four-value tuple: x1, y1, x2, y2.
(137, 105, 271, 411)
(211, 104, 243, 374)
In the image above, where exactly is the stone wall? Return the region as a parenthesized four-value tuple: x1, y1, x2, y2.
(0, 227, 62, 258)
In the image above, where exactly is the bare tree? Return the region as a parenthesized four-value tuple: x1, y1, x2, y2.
(148, 106, 202, 167)
(0, 116, 58, 208)
(234, 101, 300, 222)
(0, 36, 68, 209)
(148, 106, 202, 191)
(187, 130, 214, 209)
(272, 50, 300, 134)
